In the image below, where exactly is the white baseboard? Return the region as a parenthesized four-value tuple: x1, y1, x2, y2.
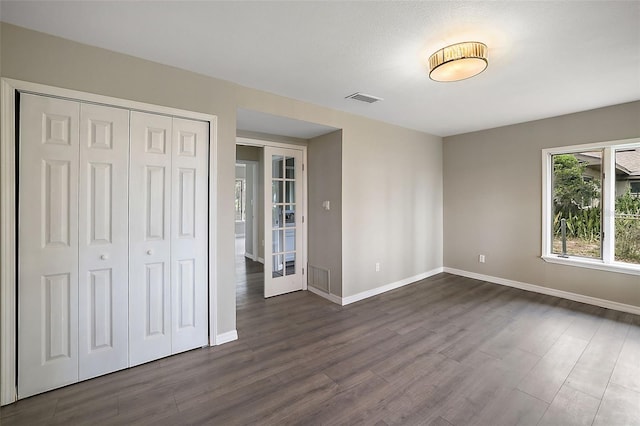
(341, 267, 444, 306)
(443, 267, 640, 316)
(244, 252, 256, 261)
(307, 285, 343, 305)
(215, 330, 238, 345)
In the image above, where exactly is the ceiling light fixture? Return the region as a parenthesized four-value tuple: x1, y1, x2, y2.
(428, 41, 488, 82)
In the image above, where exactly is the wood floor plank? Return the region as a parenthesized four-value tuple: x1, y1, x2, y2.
(517, 334, 589, 403)
(2, 253, 640, 426)
(564, 311, 629, 399)
(537, 384, 600, 426)
(608, 321, 640, 393)
(593, 382, 640, 426)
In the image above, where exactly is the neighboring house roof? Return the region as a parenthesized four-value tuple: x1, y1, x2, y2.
(577, 150, 640, 177)
(616, 150, 640, 176)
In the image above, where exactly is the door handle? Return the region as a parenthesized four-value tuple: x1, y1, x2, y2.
(146, 249, 153, 255)
(100, 254, 109, 260)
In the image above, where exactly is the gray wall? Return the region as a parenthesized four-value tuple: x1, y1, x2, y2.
(308, 130, 343, 297)
(236, 145, 260, 162)
(1, 23, 444, 332)
(444, 101, 640, 308)
(342, 122, 443, 297)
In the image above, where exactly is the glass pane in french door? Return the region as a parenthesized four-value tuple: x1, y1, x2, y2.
(271, 155, 297, 278)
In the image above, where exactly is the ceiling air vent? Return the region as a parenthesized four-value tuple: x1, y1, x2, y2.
(345, 92, 383, 104)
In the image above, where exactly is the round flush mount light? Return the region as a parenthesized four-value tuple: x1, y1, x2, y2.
(428, 41, 488, 82)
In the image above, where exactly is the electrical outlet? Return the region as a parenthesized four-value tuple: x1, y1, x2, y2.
(375, 262, 380, 272)
(479, 254, 486, 263)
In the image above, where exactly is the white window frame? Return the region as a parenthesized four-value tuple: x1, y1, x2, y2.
(541, 137, 640, 276)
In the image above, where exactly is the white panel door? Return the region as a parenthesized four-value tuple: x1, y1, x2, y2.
(78, 104, 129, 380)
(264, 147, 304, 298)
(129, 111, 172, 366)
(18, 94, 80, 398)
(171, 118, 208, 353)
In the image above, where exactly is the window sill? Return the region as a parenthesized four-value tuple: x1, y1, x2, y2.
(542, 255, 640, 276)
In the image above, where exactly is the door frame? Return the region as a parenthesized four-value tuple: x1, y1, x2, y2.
(236, 160, 259, 261)
(0, 78, 219, 405)
(236, 137, 308, 292)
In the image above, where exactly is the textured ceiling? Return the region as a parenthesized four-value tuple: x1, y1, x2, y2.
(1, 1, 639, 137)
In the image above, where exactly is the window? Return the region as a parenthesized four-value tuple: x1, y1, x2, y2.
(234, 178, 246, 222)
(542, 139, 640, 275)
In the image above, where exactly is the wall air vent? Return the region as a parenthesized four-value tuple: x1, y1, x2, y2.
(345, 92, 383, 103)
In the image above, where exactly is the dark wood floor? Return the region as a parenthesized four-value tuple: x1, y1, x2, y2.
(2, 245, 640, 425)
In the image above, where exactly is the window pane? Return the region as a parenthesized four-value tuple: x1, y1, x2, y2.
(272, 205, 283, 228)
(272, 155, 284, 179)
(234, 178, 245, 222)
(551, 151, 602, 259)
(285, 253, 295, 276)
(272, 180, 283, 203)
(285, 156, 295, 179)
(285, 181, 295, 203)
(614, 149, 640, 264)
(272, 254, 284, 278)
(272, 230, 284, 253)
(285, 229, 296, 252)
(285, 204, 295, 226)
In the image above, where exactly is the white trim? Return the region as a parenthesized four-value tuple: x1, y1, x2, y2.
(257, 257, 265, 264)
(2, 78, 215, 123)
(541, 148, 552, 260)
(307, 286, 342, 305)
(443, 267, 640, 316)
(215, 330, 238, 345)
(542, 137, 640, 154)
(341, 268, 444, 306)
(1, 79, 18, 405)
(541, 255, 640, 276)
(208, 116, 219, 347)
(236, 160, 259, 261)
(0, 78, 219, 404)
(602, 147, 615, 264)
(237, 136, 306, 150)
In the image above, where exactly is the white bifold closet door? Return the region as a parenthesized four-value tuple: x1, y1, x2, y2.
(18, 95, 81, 398)
(18, 94, 209, 398)
(170, 118, 209, 354)
(18, 95, 130, 397)
(78, 103, 130, 381)
(129, 112, 208, 367)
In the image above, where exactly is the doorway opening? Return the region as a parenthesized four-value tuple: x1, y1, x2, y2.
(235, 139, 307, 299)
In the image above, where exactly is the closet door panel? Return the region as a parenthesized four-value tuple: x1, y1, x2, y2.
(129, 111, 172, 366)
(171, 118, 208, 353)
(18, 94, 80, 398)
(78, 103, 129, 380)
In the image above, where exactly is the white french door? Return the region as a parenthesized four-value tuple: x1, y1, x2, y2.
(264, 147, 304, 298)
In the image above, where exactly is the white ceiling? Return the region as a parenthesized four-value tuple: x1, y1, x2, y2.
(1, 1, 639, 137)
